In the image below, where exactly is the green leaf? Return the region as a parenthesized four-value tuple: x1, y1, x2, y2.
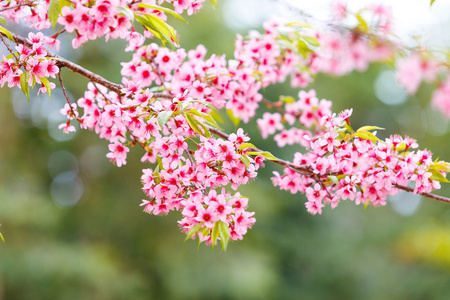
(429, 163, 450, 172)
(184, 223, 203, 242)
(0, 232, 4, 243)
(431, 0, 436, 6)
(356, 13, 369, 33)
(353, 132, 382, 143)
(209, 109, 224, 124)
(137, 4, 187, 23)
(117, 7, 135, 20)
(280, 95, 296, 104)
(39, 77, 52, 99)
(277, 39, 298, 53)
(48, 0, 60, 29)
(0, 17, 6, 24)
(5, 52, 18, 60)
(363, 198, 370, 210)
(185, 113, 208, 137)
(191, 99, 217, 112)
(178, 100, 191, 112)
(356, 125, 385, 133)
(20, 72, 30, 101)
(238, 143, 257, 151)
(296, 38, 313, 58)
(135, 14, 178, 48)
(209, 0, 218, 8)
(0, 26, 14, 41)
(211, 221, 220, 251)
(328, 175, 339, 185)
(428, 169, 450, 183)
(246, 151, 278, 161)
(196, 118, 211, 138)
(240, 155, 251, 168)
(334, 127, 347, 134)
(286, 21, 311, 28)
(218, 221, 230, 251)
(60, 0, 72, 8)
(303, 36, 320, 47)
(202, 114, 222, 130)
(226, 109, 240, 127)
(157, 110, 173, 127)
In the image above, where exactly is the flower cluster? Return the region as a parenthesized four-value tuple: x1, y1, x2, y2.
(0, 32, 58, 95)
(71, 77, 259, 246)
(1, 0, 450, 248)
(0, 0, 206, 48)
(271, 92, 448, 214)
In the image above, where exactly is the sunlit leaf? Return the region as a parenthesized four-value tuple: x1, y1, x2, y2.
(428, 169, 450, 183)
(185, 113, 209, 137)
(246, 151, 278, 161)
(226, 109, 240, 127)
(117, 7, 135, 20)
(196, 119, 211, 138)
(157, 110, 173, 127)
(240, 155, 251, 168)
(48, 0, 60, 29)
(363, 198, 370, 210)
(0, 26, 14, 41)
(209, 0, 218, 8)
(211, 221, 220, 251)
(209, 109, 224, 124)
(39, 77, 52, 99)
(280, 95, 296, 104)
(328, 175, 339, 185)
(184, 223, 203, 242)
(286, 21, 311, 28)
(20, 72, 30, 101)
(138, 4, 187, 23)
(356, 125, 385, 133)
(356, 13, 369, 33)
(238, 143, 257, 151)
(303, 36, 320, 47)
(353, 132, 382, 143)
(218, 221, 230, 251)
(135, 14, 178, 48)
(429, 163, 450, 172)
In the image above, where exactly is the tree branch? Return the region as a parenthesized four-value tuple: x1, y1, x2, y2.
(2, 30, 449, 205)
(2, 30, 123, 94)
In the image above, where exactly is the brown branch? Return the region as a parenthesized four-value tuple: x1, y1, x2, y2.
(2, 30, 449, 205)
(58, 73, 78, 119)
(394, 184, 450, 204)
(2, 30, 123, 94)
(0, 34, 17, 60)
(207, 126, 450, 204)
(0, 0, 36, 12)
(261, 98, 286, 115)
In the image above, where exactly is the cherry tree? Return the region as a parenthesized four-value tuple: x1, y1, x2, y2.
(0, 0, 449, 250)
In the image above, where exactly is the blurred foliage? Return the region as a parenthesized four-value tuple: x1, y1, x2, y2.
(1, 1, 450, 299)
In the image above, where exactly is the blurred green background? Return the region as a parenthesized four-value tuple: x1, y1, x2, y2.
(1, 1, 450, 299)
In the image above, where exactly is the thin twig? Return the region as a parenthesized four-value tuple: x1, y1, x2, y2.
(1, 30, 123, 94)
(0, 0, 36, 12)
(394, 184, 450, 204)
(0, 34, 17, 60)
(153, 93, 175, 99)
(58, 73, 77, 115)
